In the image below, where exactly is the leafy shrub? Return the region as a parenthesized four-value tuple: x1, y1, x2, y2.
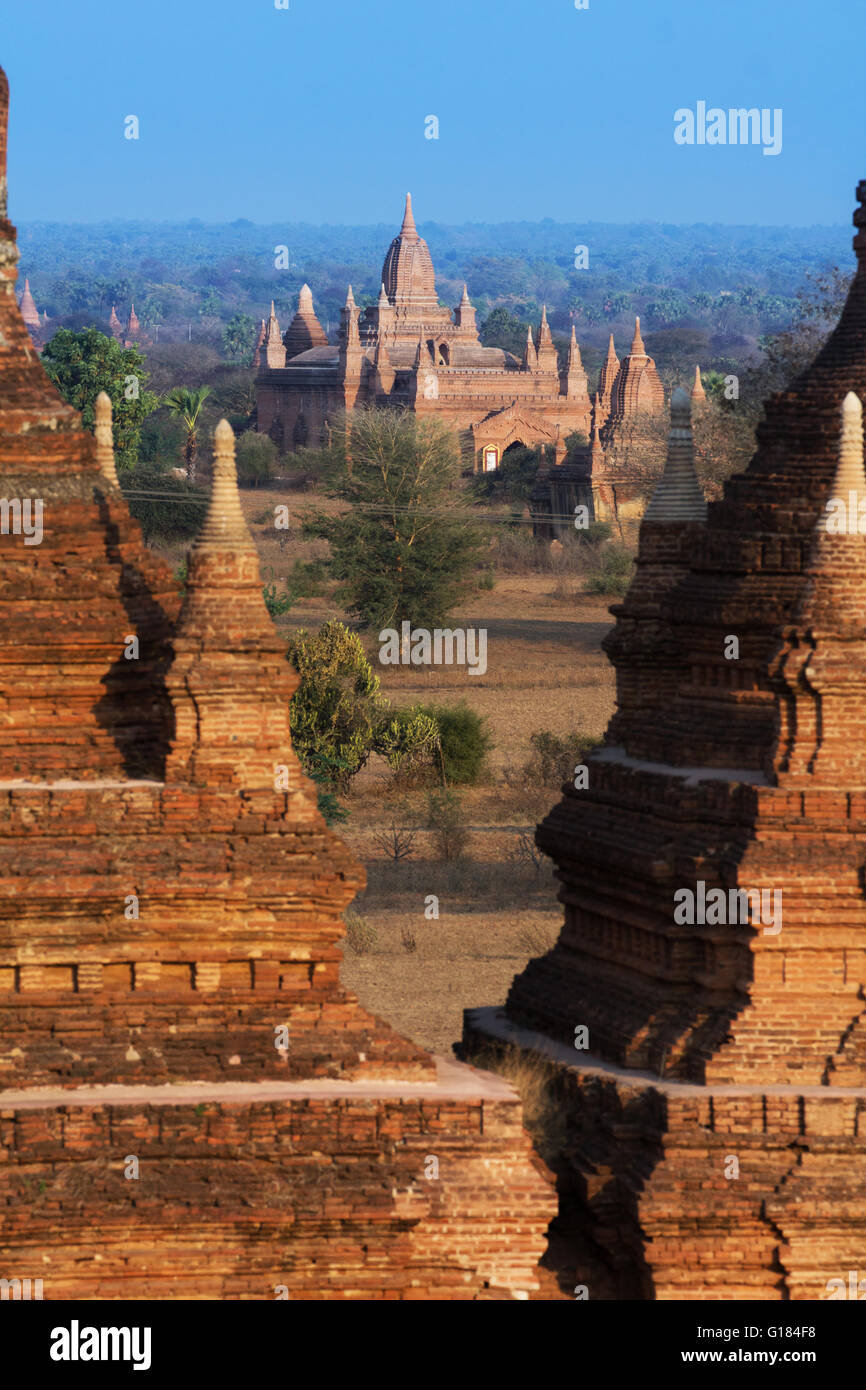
(426, 788, 470, 861)
(287, 621, 435, 793)
(420, 702, 491, 785)
(287, 621, 387, 792)
(235, 430, 278, 486)
(523, 730, 602, 788)
(344, 911, 377, 955)
(585, 544, 633, 596)
(303, 746, 349, 825)
(262, 567, 296, 617)
(375, 706, 440, 783)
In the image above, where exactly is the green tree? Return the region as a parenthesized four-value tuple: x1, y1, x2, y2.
(235, 429, 278, 486)
(304, 408, 484, 632)
(163, 385, 212, 479)
(286, 620, 437, 792)
(221, 312, 256, 364)
(479, 306, 529, 358)
(42, 327, 158, 471)
(121, 466, 207, 545)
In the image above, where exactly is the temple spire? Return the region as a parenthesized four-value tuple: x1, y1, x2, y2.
(400, 191, 418, 240)
(263, 300, 285, 367)
(643, 386, 707, 524)
(196, 420, 257, 553)
(522, 324, 537, 371)
(691, 364, 706, 401)
(19, 276, 38, 326)
(812, 391, 866, 551)
(166, 420, 299, 789)
(630, 316, 646, 355)
(93, 391, 119, 487)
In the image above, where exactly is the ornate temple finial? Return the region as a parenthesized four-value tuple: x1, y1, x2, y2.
(93, 391, 119, 486)
(643, 386, 707, 524)
(824, 391, 866, 523)
(378, 281, 389, 306)
(18, 276, 39, 326)
(400, 191, 418, 239)
(630, 316, 646, 355)
(566, 324, 583, 368)
(196, 419, 257, 553)
(460, 283, 471, 303)
(345, 284, 356, 308)
(604, 333, 617, 362)
(522, 324, 537, 371)
(691, 364, 706, 400)
(298, 283, 314, 312)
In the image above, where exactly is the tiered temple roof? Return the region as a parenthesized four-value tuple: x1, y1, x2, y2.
(467, 174, 866, 1299)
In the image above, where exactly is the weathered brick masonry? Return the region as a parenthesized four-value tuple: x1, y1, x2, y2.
(0, 67, 554, 1299)
(466, 181, 866, 1298)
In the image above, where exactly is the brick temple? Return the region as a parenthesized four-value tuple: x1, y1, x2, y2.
(466, 178, 866, 1299)
(255, 194, 665, 472)
(0, 68, 554, 1300)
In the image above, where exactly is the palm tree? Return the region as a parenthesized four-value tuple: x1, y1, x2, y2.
(163, 385, 211, 479)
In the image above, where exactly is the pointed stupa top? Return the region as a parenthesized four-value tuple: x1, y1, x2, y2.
(93, 391, 119, 487)
(195, 419, 257, 554)
(345, 284, 356, 309)
(283, 282, 329, 358)
(813, 392, 866, 552)
(400, 191, 418, 241)
(252, 315, 266, 367)
(126, 302, 140, 337)
(643, 387, 707, 524)
(629, 316, 646, 356)
(460, 283, 471, 304)
(263, 300, 285, 366)
(691, 364, 706, 400)
(522, 324, 537, 371)
(381, 194, 438, 310)
(537, 304, 554, 346)
(378, 281, 390, 307)
(567, 324, 583, 367)
(19, 276, 38, 326)
(596, 334, 621, 407)
(109, 304, 122, 336)
(166, 419, 299, 790)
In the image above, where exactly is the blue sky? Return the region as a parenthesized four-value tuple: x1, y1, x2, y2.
(3, 0, 864, 226)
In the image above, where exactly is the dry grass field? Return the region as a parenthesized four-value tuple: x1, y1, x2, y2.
(156, 482, 619, 1061)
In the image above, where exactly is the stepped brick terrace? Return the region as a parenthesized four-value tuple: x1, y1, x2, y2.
(465, 180, 866, 1297)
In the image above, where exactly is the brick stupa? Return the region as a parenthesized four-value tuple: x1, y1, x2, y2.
(0, 67, 553, 1299)
(466, 180, 866, 1299)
